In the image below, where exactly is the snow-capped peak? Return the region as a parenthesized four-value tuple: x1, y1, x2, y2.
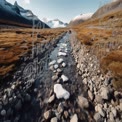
(43, 18, 68, 28)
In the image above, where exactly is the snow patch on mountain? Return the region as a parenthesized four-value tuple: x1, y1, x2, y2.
(72, 13, 93, 21)
(43, 18, 68, 28)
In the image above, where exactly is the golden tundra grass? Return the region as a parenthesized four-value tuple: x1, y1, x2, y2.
(74, 9, 122, 91)
(0, 28, 67, 76)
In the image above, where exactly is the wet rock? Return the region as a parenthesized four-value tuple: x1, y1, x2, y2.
(94, 113, 101, 122)
(44, 110, 52, 120)
(52, 75, 58, 82)
(48, 94, 55, 103)
(54, 84, 70, 100)
(49, 60, 56, 66)
(78, 95, 89, 109)
(1, 109, 6, 116)
(57, 58, 63, 64)
(3, 94, 8, 105)
(61, 75, 69, 82)
(7, 108, 13, 116)
(51, 117, 58, 122)
(11, 84, 16, 90)
(70, 114, 78, 122)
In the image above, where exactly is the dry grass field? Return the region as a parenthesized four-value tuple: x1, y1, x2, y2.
(73, 9, 122, 90)
(0, 28, 67, 78)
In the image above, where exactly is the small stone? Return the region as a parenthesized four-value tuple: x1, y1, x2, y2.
(58, 103, 64, 113)
(62, 62, 66, 67)
(57, 58, 63, 64)
(51, 117, 57, 122)
(109, 112, 114, 121)
(83, 78, 87, 85)
(94, 113, 101, 122)
(11, 85, 16, 90)
(49, 60, 56, 66)
(52, 75, 58, 82)
(78, 95, 89, 109)
(48, 94, 55, 103)
(44, 110, 52, 120)
(70, 114, 78, 122)
(54, 64, 59, 69)
(1, 109, 6, 116)
(61, 75, 69, 82)
(57, 68, 62, 73)
(64, 111, 69, 119)
(95, 95, 103, 104)
(100, 87, 110, 100)
(111, 107, 117, 117)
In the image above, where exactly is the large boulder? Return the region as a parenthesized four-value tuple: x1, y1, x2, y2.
(54, 84, 70, 100)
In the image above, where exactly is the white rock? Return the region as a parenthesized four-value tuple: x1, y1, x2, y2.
(54, 84, 70, 100)
(83, 78, 87, 85)
(54, 64, 59, 69)
(70, 114, 78, 122)
(62, 62, 66, 67)
(57, 58, 63, 64)
(78, 95, 89, 109)
(61, 75, 69, 82)
(49, 60, 56, 66)
(58, 52, 67, 56)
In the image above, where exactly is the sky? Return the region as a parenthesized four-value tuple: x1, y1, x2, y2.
(7, 0, 113, 23)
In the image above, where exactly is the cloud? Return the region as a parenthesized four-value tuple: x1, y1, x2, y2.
(23, 0, 30, 4)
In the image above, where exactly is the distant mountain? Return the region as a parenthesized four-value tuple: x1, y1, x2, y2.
(43, 18, 68, 28)
(69, 13, 93, 26)
(0, 0, 49, 28)
(92, 0, 122, 18)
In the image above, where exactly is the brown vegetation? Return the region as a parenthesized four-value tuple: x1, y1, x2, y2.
(73, 9, 122, 90)
(0, 28, 67, 77)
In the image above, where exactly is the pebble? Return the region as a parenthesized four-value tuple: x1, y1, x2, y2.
(78, 95, 89, 109)
(94, 113, 101, 122)
(51, 117, 57, 122)
(61, 75, 69, 82)
(52, 75, 58, 82)
(62, 62, 66, 67)
(54, 64, 59, 69)
(49, 60, 56, 66)
(44, 110, 52, 120)
(70, 114, 78, 122)
(48, 94, 55, 103)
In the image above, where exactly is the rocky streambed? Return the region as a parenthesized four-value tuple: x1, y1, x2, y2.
(70, 31, 122, 122)
(0, 31, 122, 122)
